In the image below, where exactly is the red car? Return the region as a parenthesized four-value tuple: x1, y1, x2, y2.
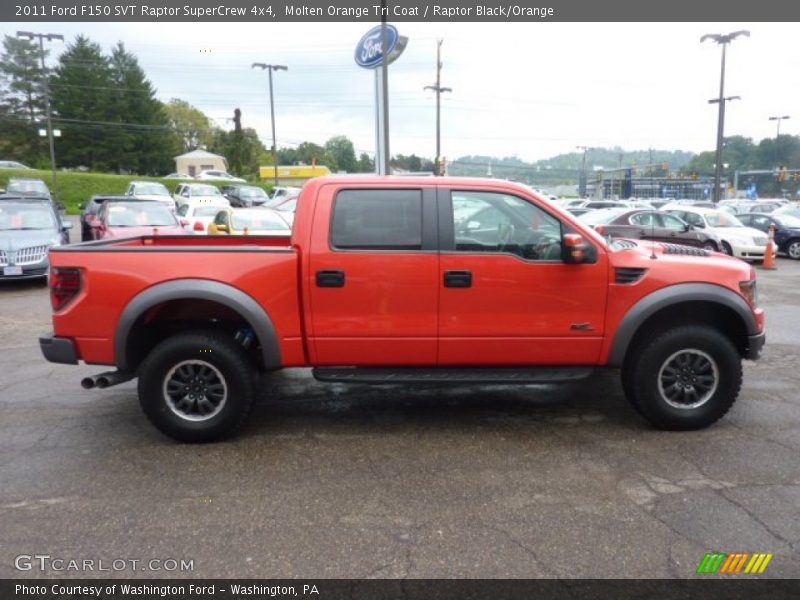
(41, 176, 764, 442)
(90, 200, 189, 240)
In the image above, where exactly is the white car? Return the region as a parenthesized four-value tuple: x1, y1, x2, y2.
(172, 183, 230, 208)
(176, 198, 232, 234)
(195, 170, 246, 183)
(666, 207, 772, 261)
(126, 181, 175, 208)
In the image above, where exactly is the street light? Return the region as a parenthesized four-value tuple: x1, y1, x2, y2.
(251, 63, 287, 188)
(768, 115, 790, 167)
(424, 40, 452, 176)
(17, 31, 63, 195)
(576, 146, 594, 197)
(701, 30, 749, 203)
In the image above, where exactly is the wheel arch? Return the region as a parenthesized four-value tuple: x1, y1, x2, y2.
(115, 279, 281, 372)
(608, 283, 757, 367)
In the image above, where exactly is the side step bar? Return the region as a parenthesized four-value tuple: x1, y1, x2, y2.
(312, 367, 594, 384)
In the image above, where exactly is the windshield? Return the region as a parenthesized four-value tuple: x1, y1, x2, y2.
(231, 210, 289, 231)
(776, 215, 800, 228)
(192, 206, 226, 217)
(275, 198, 297, 212)
(7, 180, 48, 195)
(134, 183, 169, 196)
(106, 203, 176, 227)
(703, 211, 744, 228)
(241, 188, 268, 198)
(0, 204, 56, 230)
(578, 208, 627, 226)
(190, 185, 222, 196)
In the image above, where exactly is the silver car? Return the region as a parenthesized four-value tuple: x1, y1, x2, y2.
(0, 199, 71, 280)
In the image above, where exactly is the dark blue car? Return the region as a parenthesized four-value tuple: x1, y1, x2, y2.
(738, 212, 800, 260)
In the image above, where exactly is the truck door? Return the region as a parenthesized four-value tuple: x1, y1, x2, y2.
(438, 188, 609, 365)
(308, 186, 439, 365)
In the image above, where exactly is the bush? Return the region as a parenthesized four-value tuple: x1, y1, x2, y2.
(0, 169, 272, 214)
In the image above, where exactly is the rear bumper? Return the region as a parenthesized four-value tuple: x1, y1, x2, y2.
(744, 331, 766, 361)
(39, 333, 78, 365)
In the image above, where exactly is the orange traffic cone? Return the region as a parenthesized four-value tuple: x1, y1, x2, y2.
(761, 224, 776, 270)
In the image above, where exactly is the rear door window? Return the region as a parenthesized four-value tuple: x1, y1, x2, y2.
(331, 190, 423, 251)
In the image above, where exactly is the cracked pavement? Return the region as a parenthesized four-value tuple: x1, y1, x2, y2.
(1, 247, 799, 579)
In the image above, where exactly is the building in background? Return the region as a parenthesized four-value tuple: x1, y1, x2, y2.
(259, 164, 332, 186)
(174, 150, 228, 178)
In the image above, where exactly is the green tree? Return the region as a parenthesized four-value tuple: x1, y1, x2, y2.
(209, 126, 267, 178)
(50, 35, 115, 170)
(108, 42, 173, 174)
(163, 98, 215, 152)
(357, 152, 374, 173)
(0, 35, 49, 165)
(324, 135, 358, 173)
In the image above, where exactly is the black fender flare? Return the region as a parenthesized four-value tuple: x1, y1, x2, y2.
(115, 279, 281, 371)
(607, 283, 757, 367)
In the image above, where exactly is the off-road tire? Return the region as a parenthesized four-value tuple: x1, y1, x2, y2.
(622, 325, 742, 430)
(138, 329, 256, 442)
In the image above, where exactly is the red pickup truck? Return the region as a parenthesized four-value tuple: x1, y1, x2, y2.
(40, 176, 765, 442)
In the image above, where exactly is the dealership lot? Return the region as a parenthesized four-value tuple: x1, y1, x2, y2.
(1, 250, 799, 578)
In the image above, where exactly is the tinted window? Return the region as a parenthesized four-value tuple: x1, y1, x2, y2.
(629, 212, 658, 227)
(331, 190, 423, 251)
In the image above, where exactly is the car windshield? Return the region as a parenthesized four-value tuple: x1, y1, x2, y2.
(776, 215, 800, 228)
(0, 204, 56, 230)
(134, 183, 169, 196)
(191, 185, 222, 196)
(275, 198, 297, 212)
(241, 188, 268, 198)
(703, 211, 744, 227)
(192, 206, 226, 217)
(106, 203, 176, 227)
(578, 208, 627, 225)
(7, 180, 48, 195)
(231, 210, 289, 231)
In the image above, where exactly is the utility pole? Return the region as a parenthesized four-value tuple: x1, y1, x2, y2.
(424, 40, 452, 176)
(251, 63, 287, 188)
(701, 30, 749, 203)
(768, 115, 790, 168)
(577, 146, 593, 197)
(17, 31, 63, 195)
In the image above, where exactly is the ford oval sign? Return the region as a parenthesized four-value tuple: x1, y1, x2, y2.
(354, 24, 407, 69)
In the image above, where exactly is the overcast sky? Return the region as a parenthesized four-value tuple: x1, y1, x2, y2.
(3, 21, 798, 163)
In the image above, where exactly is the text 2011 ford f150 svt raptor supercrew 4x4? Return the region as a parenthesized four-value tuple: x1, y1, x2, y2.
(39, 176, 765, 442)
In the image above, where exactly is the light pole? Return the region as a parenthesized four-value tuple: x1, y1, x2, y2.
(768, 115, 790, 167)
(576, 146, 594, 197)
(424, 40, 451, 176)
(17, 31, 63, 194)
(701, 30, 749, 203)
(251, 63, 287, 188)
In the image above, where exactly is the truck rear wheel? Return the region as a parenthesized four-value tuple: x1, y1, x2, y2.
(622, 325, 741, 430)
(138, 330, 256, 442)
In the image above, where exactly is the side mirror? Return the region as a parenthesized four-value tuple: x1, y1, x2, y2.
(562, 233, 594, 264)
(62, 222, 73, 230)
(215, 224, 229, 233)
(683, 223, 692, 232)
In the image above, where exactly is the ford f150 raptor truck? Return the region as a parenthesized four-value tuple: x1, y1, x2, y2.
(39, 176, 765, 442)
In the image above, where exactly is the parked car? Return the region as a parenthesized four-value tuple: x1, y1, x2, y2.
(126, 181, 175, 208)
(39, 175, 765, 442)
(225, 185, 270, 207)
(90, 200, 190, 240)
(270, 194, 299, 225)
(176, 198, 231, 234)
(666, 207, 771, 261)
(207, 207, 291, 236)
(774, 204, 800, 219)
(0, 160, 30, 169)
(163, 173, 191, 180)
(587, 209, 722, 251)
(267, 186, 302, 205)
(172, 183, 229, 208)
(738, 212, 800, 260)
(79, 195, 128, 242)
(5, 177, 51, 200)
(0, 198, 71, 280)
(195, 170, 246, 183)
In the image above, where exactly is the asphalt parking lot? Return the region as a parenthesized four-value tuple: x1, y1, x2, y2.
(1, 241, 799, 579)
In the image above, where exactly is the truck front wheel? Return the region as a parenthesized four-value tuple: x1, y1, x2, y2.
(138, 330, 256, 442)
(622, 325, 742, 430)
